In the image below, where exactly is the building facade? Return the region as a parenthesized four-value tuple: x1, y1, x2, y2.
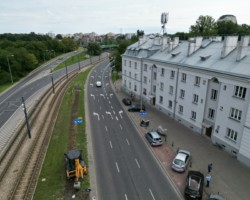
(122, 35, 250, 167)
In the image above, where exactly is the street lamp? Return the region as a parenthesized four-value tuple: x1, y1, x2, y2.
(7, 55, 14, 84)
(21, 96, 31, 139)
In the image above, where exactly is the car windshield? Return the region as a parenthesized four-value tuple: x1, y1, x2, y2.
(174, 159, 185, 166)
(155, 137, 161, 141)
(188, 175, 201, 191)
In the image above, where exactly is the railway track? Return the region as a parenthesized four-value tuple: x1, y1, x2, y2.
(0, 70, 79, 200)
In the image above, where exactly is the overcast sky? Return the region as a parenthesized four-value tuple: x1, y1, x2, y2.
(0, 0, 249, 35)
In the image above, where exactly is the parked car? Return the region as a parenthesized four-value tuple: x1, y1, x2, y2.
(96, 81, 102, 87)
(184, 171, 204, 200)
(122, 98, 132, 106)
(172, 149, 191, 172)
(145, 131, 163, 146)
(128, 104, 146, 112)
(209, 194, 226, 200)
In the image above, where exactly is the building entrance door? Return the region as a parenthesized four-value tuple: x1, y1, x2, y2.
(206, 127, 212, 137)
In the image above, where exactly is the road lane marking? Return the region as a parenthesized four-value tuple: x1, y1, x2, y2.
(149, 189, 156, 200)
(102, 115, 104, 119)
(113, 110, 115, 115)
(106, 111, 113, 119)
(110, 93, 113, 98)
(119, 110, 123, 119)
(115, 162, 120, 173)
(90, 83, 93, 87)
(109, 141, 113, 149)
(109, 101, 111, 104)
(90, 94, 95, 100)
(93, 112, 100, 120)
(126, 138, 130, 146)
(125, 194, 128, 200)
(111, 105, 113, 109)
(120, 124, 123, 130)
(105, 126, 108, 131)
(116, 116, 119, 121)
(135, 158, 140, 168)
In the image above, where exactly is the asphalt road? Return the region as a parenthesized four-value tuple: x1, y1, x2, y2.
(88, 61, 181, 200)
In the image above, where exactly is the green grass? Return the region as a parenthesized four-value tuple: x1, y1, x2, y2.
(33, 67, 92, 200)
(0, 83, 12, 94)
(53, 52, 91, 72)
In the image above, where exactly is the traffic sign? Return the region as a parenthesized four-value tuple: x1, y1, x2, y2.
(139, 111, 147, 116)
(73, 118, 84, 124)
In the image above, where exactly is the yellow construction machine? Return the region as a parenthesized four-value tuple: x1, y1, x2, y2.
(64, 149, 87, 189)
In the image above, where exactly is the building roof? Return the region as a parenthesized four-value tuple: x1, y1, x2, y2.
(123, 35, 250, 80)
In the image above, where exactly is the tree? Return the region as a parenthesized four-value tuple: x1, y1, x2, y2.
(87, 42, 101, 56)
(217, 21, 239, 35)
(56, 34, 63, 40)
(190, 15, 217, 36)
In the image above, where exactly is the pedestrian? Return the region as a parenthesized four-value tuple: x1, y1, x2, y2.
(208, 163, 213, 173)
(206, 173, 212, 187)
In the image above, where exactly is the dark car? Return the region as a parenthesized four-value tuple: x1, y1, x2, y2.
(122, 98, 132, 106)
(145, 131, 163, 146)
(128, 104, 145, 112)
(184, 171, 204, 200)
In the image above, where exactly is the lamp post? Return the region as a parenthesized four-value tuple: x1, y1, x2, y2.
(7, 55, 14, 84)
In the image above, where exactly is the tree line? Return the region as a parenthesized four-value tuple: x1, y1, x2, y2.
(0, 32, 77, 85)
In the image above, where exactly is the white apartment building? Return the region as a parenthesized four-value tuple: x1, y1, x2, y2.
(122, 34, 250, 167)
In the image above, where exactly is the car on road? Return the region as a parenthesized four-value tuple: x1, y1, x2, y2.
(184, 171, 204, 200)
(96, 81, 102, 87)
(172, 149, 191, 172)
(128, 104, 145, 112)
(122, 98, 132, 106)
(145, 131, 163, 146)
(209, 194, 226, 200)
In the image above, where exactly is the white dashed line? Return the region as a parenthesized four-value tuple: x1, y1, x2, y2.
(105, 126, 108, 131)
(126, 138, 130, 146)
(116, 162, 120, 173)
(116, 116, 118, 121)
(125, 194, 128, 200)
(120, 124, 123, 130)
(111, 105, 113, 109)
(135, 158, 140, 168)
(109, 141, 113, 149)
(149, 189, 156, 200)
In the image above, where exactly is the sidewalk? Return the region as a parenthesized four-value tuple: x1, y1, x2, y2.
(114, 79, 250, 200)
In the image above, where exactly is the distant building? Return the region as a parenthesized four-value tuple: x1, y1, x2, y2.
(122, 34, 250, 167)
(217, 14, 237, 24)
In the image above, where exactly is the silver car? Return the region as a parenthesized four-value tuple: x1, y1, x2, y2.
(172, 149, 191, 172)
(145, 131, 163, 146)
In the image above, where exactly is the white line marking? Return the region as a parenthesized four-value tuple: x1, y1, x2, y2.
(120, 124, 123, 130)
(102, 115, 104, 119)
(116, 116, 118, 121)
(110, 141, 113, 149)
(116, 162, 120, 173)
(126, 138, 130, 146)
(109, 101, 111, 104)
(113, 110, 116, 115)
(125, 194, 128, 200)
(149, 189, 156, 200)
(106, 111, 113, 119)
(111, 105, 113, 109)
(93, 112, 100, 120)
(135, 158, 140, 168)
(119, 110, 123, 119)
(105, 126, 108, 131)
(90, 94, 95, 100)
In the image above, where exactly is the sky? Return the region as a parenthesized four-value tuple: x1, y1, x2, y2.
(0, 0, 249, 35)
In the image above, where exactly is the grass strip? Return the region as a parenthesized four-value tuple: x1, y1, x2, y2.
(33, 67, 92, 200)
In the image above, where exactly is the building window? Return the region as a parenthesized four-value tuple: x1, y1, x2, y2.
(153, 85, 156, 93)
(134, 84, 137, 92)
(161, 68, 165, 76)
(124, 60, 126, 66)
(154, 72, 157, 80)
(195, 76, 200, 86)
(143, 88, 147, 95)
(230, 108, 242, 121)
(159, 96, 163, 104)
(193, 94, 199, 104)
(160, 82, 164, 91)
(129, 72, 131, 77)
(134, 73, 137, 80)
(191, 111, 196, 120)
(169, 85, 173, 94)
(170, 70, 175, 78)
(129, 82, 131, 89)
(226, 128, 238, 142)
(180, 89, 185, 99)
(143, 76, 147, 84)
(129, 61, 131, 67)
(181, 73, 186, 82)
(168, 100, 172, 109)
(211, 89, 218, 100)
(234, 86, 246, 99)
(144, 64, 147, 71)
(134, 62, 137, 69)
(179, 105, 183, 114)
(208, 108, 215, 119)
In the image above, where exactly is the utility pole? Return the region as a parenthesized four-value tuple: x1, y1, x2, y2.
(22, 97, 31, 138)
